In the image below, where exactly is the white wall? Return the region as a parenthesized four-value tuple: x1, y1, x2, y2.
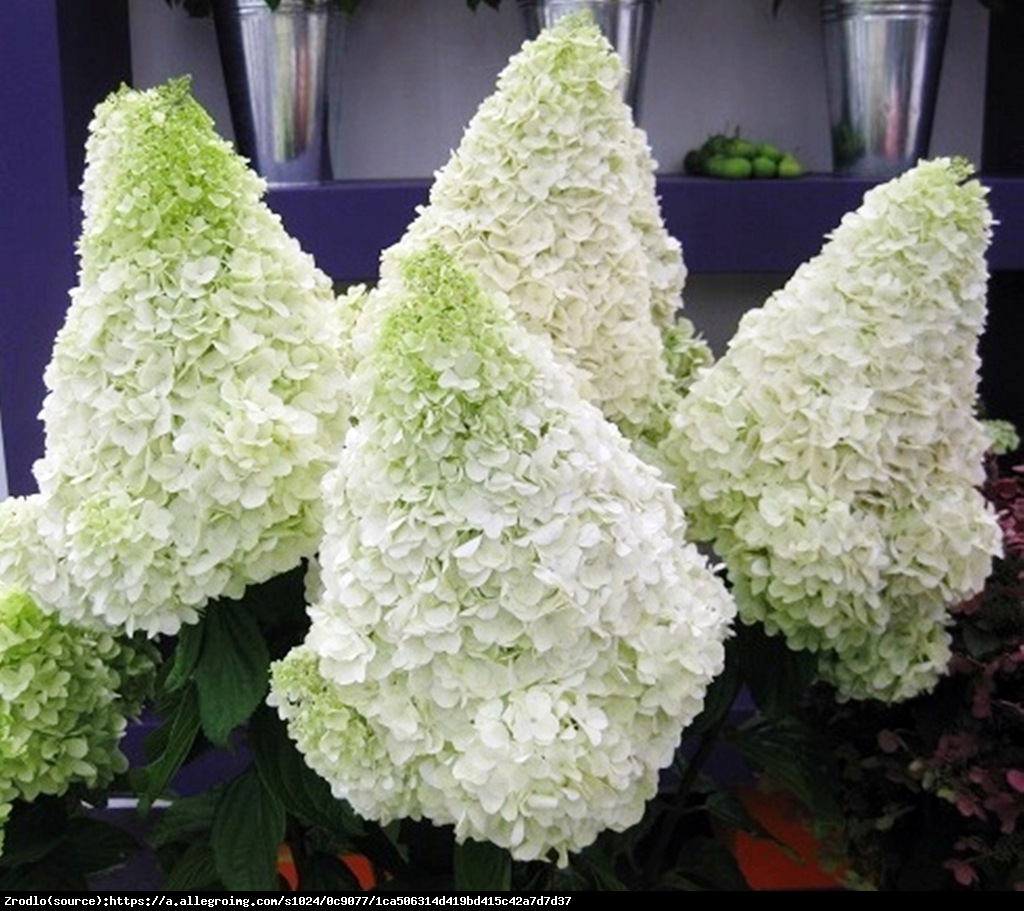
(129, 0, 989, 180)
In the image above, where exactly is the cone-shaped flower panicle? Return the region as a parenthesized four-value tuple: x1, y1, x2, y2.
(381, 13, 710, 451)
(32, 78, 350, 636)
(270, 244, 735, 864)
(0, 585, 156, 856)
(662, 158, 1002, 702)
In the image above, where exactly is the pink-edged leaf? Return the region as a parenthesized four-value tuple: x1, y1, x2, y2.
(944, 858, 978, 887)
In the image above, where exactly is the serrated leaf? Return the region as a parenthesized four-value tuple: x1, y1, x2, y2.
(660, 836, 751, 891)
(294, 851, 363, 891)
(574, 846, 629, 891)
(211, 770, 285, 891)
(149, 790, 219, 849)
(736, 622, 817, 718)
(704, 789, 782, 846)
(194, 604, 270, 745)
(234, 564, 309, 657)
(0, 798, 69, 867)
(50, 816, 138, 876)
(163, 839, 222, 891)
(164, 622, 204, 693)
(249, 705, 363, 839)
(0, 863, 85, 891)
(139, 684, 201, 813)
(725, 717, 842, 826)
(453, 839, 511, 891)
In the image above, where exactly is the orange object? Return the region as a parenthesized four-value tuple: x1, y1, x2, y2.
(343, 854, 376, 890)
(277, 845, 377, 891)
(724, 785, 846, 890)
(277, 845, 299, 890)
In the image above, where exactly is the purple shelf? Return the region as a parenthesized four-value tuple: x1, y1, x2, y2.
(661, 174, 1024, 274)
(265, 174, 1024, 282)
(268, 179, 427, 283)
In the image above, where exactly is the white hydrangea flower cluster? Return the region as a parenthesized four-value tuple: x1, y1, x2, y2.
(31, 79, 350, 636)
(662, 158, 1001, 702)
(270, 245, 736, 864)
(0, 587, 155, 855)
(382, 13, 710, 449)
(0, 495, 72, 619)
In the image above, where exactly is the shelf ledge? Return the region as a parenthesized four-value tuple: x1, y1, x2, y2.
(262, 175, 1024, 281)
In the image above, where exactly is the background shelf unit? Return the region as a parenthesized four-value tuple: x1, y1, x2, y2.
(1, 2, 1021, 496)
(259, 175, 1024, 282)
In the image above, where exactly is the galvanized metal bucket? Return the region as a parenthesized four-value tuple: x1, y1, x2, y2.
(213, 0, 339, 185)
(821, 0, 951, 178)
(516, 0, 655, 121)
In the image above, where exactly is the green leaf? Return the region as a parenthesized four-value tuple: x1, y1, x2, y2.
(139, 684, 201, 813)
(961, 619, 1004, 660)
(194, 604, 271, 745)
(736, 621, 817, 718)
(0, 798, 69, 867)
(703, 788, 783, 846)
(294, 851, 363, 891)
(0, 863, 85, 891)
(574, 845, 630, 891)
(236, 564, 309, 658)
(211, 769, 286, 891)
(725, 716, 842, 827)
(49, 816, 138, 876)
(686, 637, 744, 737)
(702, 787, 801, 865)
(163, 840, 222, 892)
(148, 790, 219, 849)
(248, 705, 364, 839)
(164, 622, 204, 693)
(453, 839, 511, 891)
(659, 836, 751, 891)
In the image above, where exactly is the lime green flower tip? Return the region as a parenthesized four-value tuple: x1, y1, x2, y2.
(378, 243, 511, 368)
(78, 76, 259, 251)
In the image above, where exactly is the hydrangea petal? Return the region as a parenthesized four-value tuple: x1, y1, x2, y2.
(663, 158, 1002, 702)
(270, 244, 736, 864)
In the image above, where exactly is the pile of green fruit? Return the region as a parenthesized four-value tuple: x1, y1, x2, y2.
(683, 132, 805, 179)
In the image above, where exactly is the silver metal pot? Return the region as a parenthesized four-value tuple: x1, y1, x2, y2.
(212, 0, 340, 184)
(821, 0, 952, 177)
